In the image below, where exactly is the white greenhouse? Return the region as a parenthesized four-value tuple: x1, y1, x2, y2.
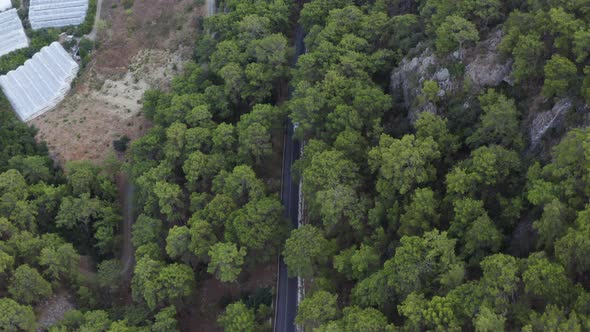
(0, 42, 79, 121)
(0, 9, 29, 57)
(0, 0, 11, 12)
(29, 0, 88, 30)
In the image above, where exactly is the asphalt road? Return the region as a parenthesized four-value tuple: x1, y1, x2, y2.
(274, 19, 305, 332)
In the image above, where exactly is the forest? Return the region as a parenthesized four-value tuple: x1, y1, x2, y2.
(1, 0, 590, 330)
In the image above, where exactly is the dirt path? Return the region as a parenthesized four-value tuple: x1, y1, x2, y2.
(86, 0, 103, 41)
(206, 0, 215, 16)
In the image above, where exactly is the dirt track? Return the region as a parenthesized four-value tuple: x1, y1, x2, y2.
(86, 0, 103, 41)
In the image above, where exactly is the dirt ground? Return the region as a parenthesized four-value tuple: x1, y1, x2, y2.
(181, 264, 278, 332)
(36, 290, 75, 331)
(31, 0, 204, 164)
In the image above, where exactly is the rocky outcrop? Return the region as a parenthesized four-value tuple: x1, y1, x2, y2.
(390, 48, 458, 122)
(529, 98, 572, 147)
(465, 29, 513, 90)
(390, 28, 512, 123)
(390, 47, 437, 110)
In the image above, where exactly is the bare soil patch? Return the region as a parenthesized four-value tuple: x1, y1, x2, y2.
(180, 263, 277, 332)
(36, 290, 75, 331)
(31, 0, 203, 164)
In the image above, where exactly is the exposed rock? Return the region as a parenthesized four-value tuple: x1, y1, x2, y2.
(434, 68, 450, 82)
(390, 48, 437, 110)
(421, 102, 438, 116)
(390, 28, 512, 123)
(390, 48, 455, 122)
(465, 29, 513, 90)
(529, 98, 572, 147)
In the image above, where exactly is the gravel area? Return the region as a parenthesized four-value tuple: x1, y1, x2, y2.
(36, 292, 75, 331)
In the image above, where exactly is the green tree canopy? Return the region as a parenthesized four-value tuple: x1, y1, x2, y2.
(543, 54, 577, 98)
(0, 298, 36, 332)
(207, 242, 246, 282)
(283, 225, 333, 278)
(296, 291, 339, 330)
(9, 264, 52, 305)
(217, 301, 256, 332)
(435, 16, 479, 58)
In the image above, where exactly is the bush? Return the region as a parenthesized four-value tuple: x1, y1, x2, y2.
(73, 0, 97, 36)
(78, 38, 94, 58)
(122, 0, 134, 9)
(113, 136, 131, 152)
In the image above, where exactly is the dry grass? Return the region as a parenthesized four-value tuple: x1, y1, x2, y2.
(31, 0, 203, 164)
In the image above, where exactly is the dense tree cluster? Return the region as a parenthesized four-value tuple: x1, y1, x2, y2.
(284, 0, 590, 330)
(4, 0, 590, 329)
(123, 0, 293, 329)
(0, 96, 126, 330)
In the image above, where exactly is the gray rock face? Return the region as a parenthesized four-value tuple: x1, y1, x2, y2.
(465, 30, 513, 90)
(529, 98, 572, 147)
(434, 68, 450, 82)
(390, 48, 437, 110)
(390, 48, 453, 122)
(390, 28, 512, 123)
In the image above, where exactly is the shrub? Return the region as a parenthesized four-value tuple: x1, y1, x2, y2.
(113, 136, 131, 152)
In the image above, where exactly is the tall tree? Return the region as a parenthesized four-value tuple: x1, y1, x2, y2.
(398, 187, 440, 236)
(435, 16, 479, 58)
(543, 55, 577, 98)
(283, 225, 333, 278)
(207, 242, 246, 282)
(296, 291, 339, 330)
(555, 206, 590, 276)
(218, 301, 256, 332)
(228, 196, 286, 262)
(165, 226, 193, 264)
(369, 134, 440, 201)
(467, 90, 523, 150)
(0, 298, 36, 332)
(9, 264, 52, 305)
(188, 218, 218, 263)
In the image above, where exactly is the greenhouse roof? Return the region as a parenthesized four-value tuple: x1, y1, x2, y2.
(0, 42, 79, 121)
(0, 0, 11, 12)
(0, 9, 28, 57)
(29, 0, 88, 30)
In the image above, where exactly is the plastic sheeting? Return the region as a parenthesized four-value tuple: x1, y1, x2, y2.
(0, 42, 79, 121)
(0, 9, 28, 57)
(29, 0, 88, 30)
(0, 0, 11, 12)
